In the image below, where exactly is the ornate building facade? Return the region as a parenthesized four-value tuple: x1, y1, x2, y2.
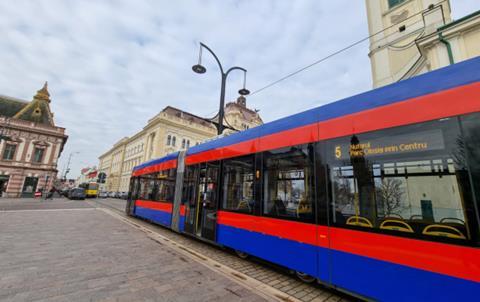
(0, 83, 68, 197)
(365, 0, 480, 87)
(98, 96, 262, 193)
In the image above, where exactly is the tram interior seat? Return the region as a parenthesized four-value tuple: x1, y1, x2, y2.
(422, 224, 467, 239)
(346, 216, 373, 228)
(272, 199, 287, 216)
(296, 199, 311, 216)
(236, 200, 251, 211)
(407, 216, 467, 239)
(344, 214, 468, 239)
(379, 216, 414, 233)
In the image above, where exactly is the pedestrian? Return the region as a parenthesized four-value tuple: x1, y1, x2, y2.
(46, 187, 55, 200)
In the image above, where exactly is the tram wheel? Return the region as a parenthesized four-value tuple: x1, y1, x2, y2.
(296, 271, 316, 283)
(235, 250, 249, 259)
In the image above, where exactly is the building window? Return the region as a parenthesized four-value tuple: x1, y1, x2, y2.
(33, 148, 45, 163)
(2, 144, 16, 160)
(167, 135, 171, 146)
(172, 136, 176, 147)
(181, 139, 186, 149)
(388, 0, 406, 9)
(186, 140, 190, 148)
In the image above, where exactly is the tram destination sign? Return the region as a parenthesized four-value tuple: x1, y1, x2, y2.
(333, 129, 445, 160)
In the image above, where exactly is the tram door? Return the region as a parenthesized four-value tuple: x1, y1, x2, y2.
(195, 162, 220, 241)
(126, 177, 138, 216)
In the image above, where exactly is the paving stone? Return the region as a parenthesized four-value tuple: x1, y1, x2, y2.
(92, 198, 353, 302)
(0, 198, 270, 302)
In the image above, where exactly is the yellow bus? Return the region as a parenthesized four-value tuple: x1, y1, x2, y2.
(79, 182, 98, 198)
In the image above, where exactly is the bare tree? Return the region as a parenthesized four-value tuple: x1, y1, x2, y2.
(377, 178, 405, 217)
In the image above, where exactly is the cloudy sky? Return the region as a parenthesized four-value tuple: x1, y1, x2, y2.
(0, 1, 478, 178)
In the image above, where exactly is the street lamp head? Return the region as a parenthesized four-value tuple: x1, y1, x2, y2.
(192, 64, 206, 74)
(238, 88, 250, 96)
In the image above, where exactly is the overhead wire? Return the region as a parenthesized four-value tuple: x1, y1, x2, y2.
(249, 0, 448, 96)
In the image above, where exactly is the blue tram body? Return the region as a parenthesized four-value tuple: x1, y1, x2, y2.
(127, 57, 480, 301)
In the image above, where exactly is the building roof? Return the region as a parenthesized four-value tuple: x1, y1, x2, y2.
(0, 82, 55, 126)
(438, 9, 480, 31)
(0, 95, 28, 117)
(161, 106, 213, 127)
(225, 100, 263, 124)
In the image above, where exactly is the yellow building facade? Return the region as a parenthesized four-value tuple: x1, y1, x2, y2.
(365, 0, 480, 88)
(98, 97, 262, 193)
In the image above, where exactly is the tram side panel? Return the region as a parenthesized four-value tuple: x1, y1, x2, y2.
(171, 151, 186, 233)
(215, 125, 320, 279)
(323, 109, 480, 299)
(131, 156, 179, 229)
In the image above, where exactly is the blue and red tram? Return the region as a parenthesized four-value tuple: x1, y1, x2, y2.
(126, 57, 480, 301)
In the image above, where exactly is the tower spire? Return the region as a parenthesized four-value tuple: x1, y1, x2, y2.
(34, 81, 50, 102)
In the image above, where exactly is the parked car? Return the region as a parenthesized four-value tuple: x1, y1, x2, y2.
(60, 189, 70, 197)
(98, 191, 108, 198)
(119, 192, 128, 199)
(68, 188, 86, 200)
(108, 191, 116, 198)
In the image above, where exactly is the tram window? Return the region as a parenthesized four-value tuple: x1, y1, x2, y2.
(138, 176, 151, 200)
(199, 162, 219, 208)
(157, 169, 176, 202)
(460, 112, 480, 245)
(327, 118, 479, 244)
(263, 144, 314, 222)
(222, 155, 255, 214)
(130, 177, 140, 200)
(182, 165, 198, 205)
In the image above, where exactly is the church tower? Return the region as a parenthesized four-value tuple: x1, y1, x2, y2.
(365, 0, 452, 87)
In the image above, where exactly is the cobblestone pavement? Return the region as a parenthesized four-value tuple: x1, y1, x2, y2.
(0, 197, 93, 211)
(91, 198, 354, 302)
(0, 198, 270, 302)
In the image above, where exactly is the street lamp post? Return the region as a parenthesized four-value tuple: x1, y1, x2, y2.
(62, 151, 79, 180)
(192, 42, 250, 135)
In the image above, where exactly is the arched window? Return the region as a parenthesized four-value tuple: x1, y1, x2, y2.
(181, 139, 186, 149)
(186, 140, 190, 148)
(167, 135, 171, 146)
(172, 136, 176, 147)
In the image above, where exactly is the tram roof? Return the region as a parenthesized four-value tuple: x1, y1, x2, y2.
(134, 56, 480, 172)
(186, 56, 480, 156)
(133, 151, 178, 172)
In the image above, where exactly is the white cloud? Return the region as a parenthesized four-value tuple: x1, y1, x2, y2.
(0, 0, 477, 178)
